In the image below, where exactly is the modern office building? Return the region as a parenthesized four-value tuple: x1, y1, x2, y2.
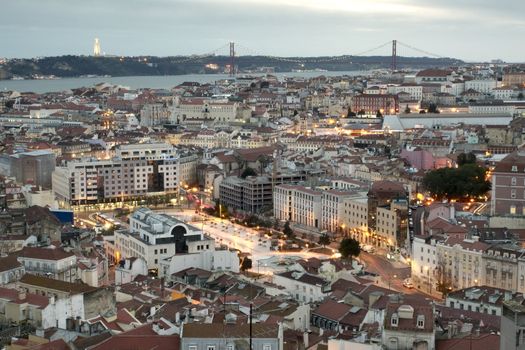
(52, 143, 198, 206)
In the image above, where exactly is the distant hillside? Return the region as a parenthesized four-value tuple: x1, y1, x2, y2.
(0, 55, 462, 79)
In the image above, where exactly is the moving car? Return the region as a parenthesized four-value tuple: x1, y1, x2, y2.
(403, 278, 414, 289)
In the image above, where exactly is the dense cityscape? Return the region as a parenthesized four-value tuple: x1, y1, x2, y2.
(1, 2, 525, 350)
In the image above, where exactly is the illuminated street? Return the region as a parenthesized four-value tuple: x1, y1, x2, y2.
(159, 209, 333, 274)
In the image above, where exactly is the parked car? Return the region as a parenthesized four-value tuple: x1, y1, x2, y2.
(403, 278, 414, 289)
(361, 244, 375, 253)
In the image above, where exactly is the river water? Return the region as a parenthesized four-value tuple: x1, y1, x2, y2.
(0, 71, 369, 93)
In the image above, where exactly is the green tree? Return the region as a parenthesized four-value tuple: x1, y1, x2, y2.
(428, 103, 440, 114)
(240, 167, 257, 179)
(283, 220, 294, 238)
(347, 107, 356, 117)
(240, 257, 253, 271)
(376, 110, 383, 118)
(339, 238, 361, 264)
(318, 233, 330, 247)
(435, 257, 454, 297)
(518, 92, 524, 101)
(422, 163, 491, 201)
(457, 152, 477, 166)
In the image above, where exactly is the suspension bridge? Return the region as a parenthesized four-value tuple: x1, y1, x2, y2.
(162, 40, 458, 75)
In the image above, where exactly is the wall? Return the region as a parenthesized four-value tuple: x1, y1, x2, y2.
(83, 288, 116, 319)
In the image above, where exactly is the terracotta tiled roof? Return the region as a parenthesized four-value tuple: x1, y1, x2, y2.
(19, 274, 96, 294)
(182, 323, 278, 338)
(18, 247, 74, 261)
(312, 300, 352, 321)
(0, 255, 22, 272)
(0, 286, 49, 308)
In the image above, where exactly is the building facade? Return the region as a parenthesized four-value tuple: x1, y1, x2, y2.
(52, 143, 198, 206)
(491, 149, 525, 216)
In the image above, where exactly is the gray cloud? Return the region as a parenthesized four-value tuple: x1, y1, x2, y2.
(0, 0, 523, 61)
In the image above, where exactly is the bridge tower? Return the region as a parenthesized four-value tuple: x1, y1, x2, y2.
(229, 42, 235, 76)
(391, 40, 397, 71)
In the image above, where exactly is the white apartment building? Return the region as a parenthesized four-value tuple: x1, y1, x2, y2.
(52, 143, 198, 206)
(493, 87, 518, 100)
(274, 185, 368, 237)
(17, 247, 77, 282)
(116, 207, 208, 271)
(273, 270, 330, 303)
(436, 236, 489, 291)
(159, 248, 240, 278)
(376, 206, 400, 248)
(441, 82, 465, 97)
(411, 236, 440, 293)
(465, 79, 498, 94)
(171, 97, 239, 124)
(322, 190, 366, 234)
(274, 185, 322, 229)
(387, 85, 423, 101)
(468, 104, 516, 115)
(341, 195, 368, 242)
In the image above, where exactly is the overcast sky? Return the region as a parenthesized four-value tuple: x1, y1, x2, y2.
(2, 0, 524, 62)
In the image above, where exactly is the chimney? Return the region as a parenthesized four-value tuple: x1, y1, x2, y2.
(303, 331, 309, 348)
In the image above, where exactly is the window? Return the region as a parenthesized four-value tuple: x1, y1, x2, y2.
(512, 177, 517, 185)
(391, 314, 398, 327)
(512, 165, 518, 172)
(207, 346, 216, 350)
(511, 190, 517, 199)
(263, 345, 272, 350)
(417, 315, 425, 329)
(511, 205, 517, 215)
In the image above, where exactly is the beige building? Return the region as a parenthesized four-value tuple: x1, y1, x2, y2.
(274, 185, 322, 230)
(436, 236, 488, 291)
(0, 287, 54, 329)
(483, 245, 522, 293)
(341, 195, 369, 243)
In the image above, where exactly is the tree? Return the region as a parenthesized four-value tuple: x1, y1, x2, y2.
(376, 110, 383, 119)
(457, 152, 477, 166)
(318, 233, 330, 247)
(518, 92, 524, 101)
(240, 257, 253, 272)
(422, 163, 491, 201)
(339, 238, 361, 264)
(404, 104, 411, 114)
(283, 220, 294, 238)
(240, 167, 257, 179)
(347, 107, 356, 117)
(435, 256, 454, 297)
(428, 103, 440, 114)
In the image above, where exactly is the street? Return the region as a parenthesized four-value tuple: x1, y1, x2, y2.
(358, 251, 436, 298)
